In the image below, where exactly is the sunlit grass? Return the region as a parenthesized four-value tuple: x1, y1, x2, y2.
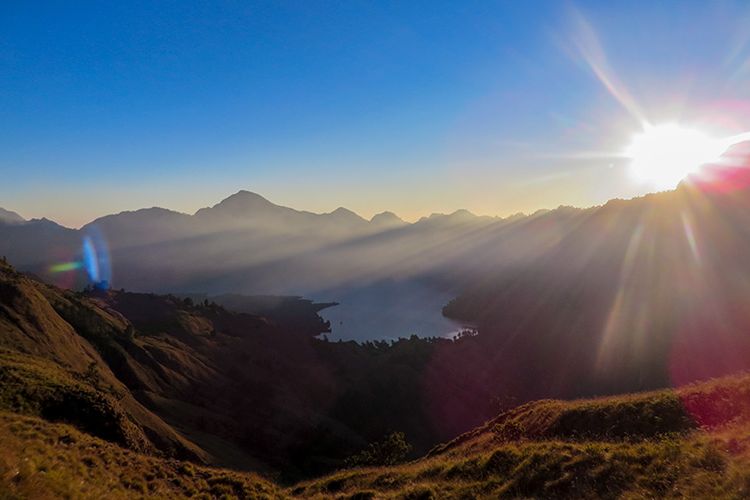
(293, 373, 750, 499)
(0, 411, 284, 499)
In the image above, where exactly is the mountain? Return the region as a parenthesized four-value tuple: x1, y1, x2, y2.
(324, 206, 368, 229)
(193, 191, 369, 235)
(440, 177, 750, 402)
(0, 218, 80, 281)
(193, 190, 319, 230)
(417, 208, 492, 225)
(0, 208, 24, 224)
(0, 190, 563, 296)
(369, 210, 406, 228)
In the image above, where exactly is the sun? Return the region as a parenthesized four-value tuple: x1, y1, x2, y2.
(625, 123, 729, 189)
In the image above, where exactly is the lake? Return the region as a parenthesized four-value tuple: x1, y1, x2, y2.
(312, 280, 467, 342)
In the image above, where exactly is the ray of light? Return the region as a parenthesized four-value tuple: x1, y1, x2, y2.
(569, 8, 646, 123)
(681, 212, 701, 264)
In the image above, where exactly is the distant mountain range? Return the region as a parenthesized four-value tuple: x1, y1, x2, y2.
(0, 189, 570, 296)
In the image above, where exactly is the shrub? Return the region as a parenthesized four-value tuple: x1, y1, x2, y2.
(345, 432, 412, 467)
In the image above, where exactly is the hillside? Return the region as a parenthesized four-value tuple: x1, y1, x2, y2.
(3, 371, 750, 498)
(0, 411, 283, 499)
(0, 258, 204, 461)
(295, 373, 750, 499)
(441, 174, 750, 402)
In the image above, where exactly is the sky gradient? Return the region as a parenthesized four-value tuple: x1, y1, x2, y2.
(3, 1, 750, 227)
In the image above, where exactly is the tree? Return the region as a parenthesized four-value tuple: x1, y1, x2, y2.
(344, 432, 412, 467)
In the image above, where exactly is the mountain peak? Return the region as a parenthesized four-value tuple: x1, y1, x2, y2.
(449, 209, 475, 219)
(0, 208, 25, 225)
(330, 206, 356, 215)
(195, 190, 281, 218)
(370, 211, 405, 227)
(419, 209, 477, 224)
(327, 207, 365, 220)
(220, 190, 273, 206)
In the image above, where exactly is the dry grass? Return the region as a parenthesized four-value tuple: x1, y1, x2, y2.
(293, 427, 750, 499)
(0, 411, 285, 499)
(292, 373, 750, 499)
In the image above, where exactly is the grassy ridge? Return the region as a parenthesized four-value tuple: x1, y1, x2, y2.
(294, 374, 750, 499)
(294, 434, 747, 499)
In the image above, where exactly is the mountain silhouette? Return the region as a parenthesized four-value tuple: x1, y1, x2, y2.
(370, 210, 406, 228)
(0, 189, 547, 295)
(0, 207, 24, 224)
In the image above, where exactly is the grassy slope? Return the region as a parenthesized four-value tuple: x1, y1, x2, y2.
(0, 411, 284, 499)
(0, 260, 206, 461)
(294, 373, 750, 499)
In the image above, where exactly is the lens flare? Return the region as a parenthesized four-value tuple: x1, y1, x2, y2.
(47, 228, 111, 289)
(82, 228, 111, 289)
(82, 236, 100, 282)
(49, 261, 83, 273)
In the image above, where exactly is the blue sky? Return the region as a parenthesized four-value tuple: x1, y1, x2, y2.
(3, 1, 750, 226)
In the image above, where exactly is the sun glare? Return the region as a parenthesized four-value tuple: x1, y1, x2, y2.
(626, 124, 728, 189)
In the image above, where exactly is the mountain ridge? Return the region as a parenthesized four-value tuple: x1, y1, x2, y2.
(0, 207, 24, 224)
(3, 189, 515, 231)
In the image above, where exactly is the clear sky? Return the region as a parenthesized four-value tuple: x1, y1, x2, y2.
(3, 1, 750, 227)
